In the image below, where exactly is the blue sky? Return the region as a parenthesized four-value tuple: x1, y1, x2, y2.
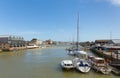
(0, 0, 120, 41)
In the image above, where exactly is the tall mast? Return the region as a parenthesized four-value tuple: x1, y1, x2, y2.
(72, 35, 74, 46)
(110, 31, 112, 40)
(77, 13, 79, 49)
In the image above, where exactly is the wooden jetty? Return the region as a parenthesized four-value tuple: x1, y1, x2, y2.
(90, 47, 120, 71)
(91, 49, 120, 61)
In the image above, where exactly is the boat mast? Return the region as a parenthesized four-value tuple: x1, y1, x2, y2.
(72, 35, 75, 48)
(77, 13, 79, 50)
(110, 31, 112, 40)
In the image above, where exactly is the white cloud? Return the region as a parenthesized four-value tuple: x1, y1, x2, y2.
(100, 0, 120, 6)
(80, 0, 120, 6)
(109, 0, 120, 5)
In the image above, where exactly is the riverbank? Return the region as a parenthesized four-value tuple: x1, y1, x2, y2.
(0, 44, 53, 52)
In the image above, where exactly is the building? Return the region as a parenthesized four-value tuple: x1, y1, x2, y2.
(45, 39, 53, 45)
(95, 39, 120, 46)
(94, 39, 120, 51)
(95, 40, 110, 46)
(108, 39, 120, 46)
(26, 38, 43, 49)
(30, 38, 43, 46)
(0, 35, 26, 51)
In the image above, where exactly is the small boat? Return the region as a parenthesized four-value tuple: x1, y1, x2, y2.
(67, 50, 75, 55)
(76, 60, 91, 73)
(66, 13, 85, 56)
(66, 48, 75, 55)
(66, 40, 86, 56)
(60, 60, 74, 70)
(73, 57, 91, 73)
(26, 44, 39, 49)
(74, 50, 88, 59)
(88, 57, 112, 74)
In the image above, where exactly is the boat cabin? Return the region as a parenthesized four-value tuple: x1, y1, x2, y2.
(92, 57, 105, 66)
(76, 51, 88, 59)
(61, 60, 73, 67)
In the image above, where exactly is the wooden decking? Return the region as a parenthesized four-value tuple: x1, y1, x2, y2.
(103, 51, 120, 60)
(91, 49, 120, 62)
(91, 48, 120, 70)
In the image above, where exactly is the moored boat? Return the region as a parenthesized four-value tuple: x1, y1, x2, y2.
(88, 56, 112, 74)
(60, 60, 74, 70)
(66, 13, 86, 56)
(66, 48, 75, 55)
(74, 50, 88, 59)
(76, 60, 91, 73)
(26, 44, 39, 49)
(73, 57, 91, 73)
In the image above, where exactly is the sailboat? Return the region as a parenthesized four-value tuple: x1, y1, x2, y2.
(66, 37, 76, 55)
(68, 13, 91, 73)
(67, 13, 87, 56)
(72, 57, 91, 73)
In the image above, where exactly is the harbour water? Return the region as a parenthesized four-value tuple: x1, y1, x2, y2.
(0, 45, 119, 78)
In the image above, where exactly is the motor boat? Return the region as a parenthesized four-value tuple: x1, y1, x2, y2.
(76, 60, 91, 73)
(88, 57, 112, 74)
(61, 60, 74, 69)
(72, 57, 91, 73)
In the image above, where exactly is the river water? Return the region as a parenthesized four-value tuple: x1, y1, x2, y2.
(0, 45, 119, 78)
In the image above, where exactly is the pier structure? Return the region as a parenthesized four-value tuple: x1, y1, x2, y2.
(91, 46, 120, 67)
(92, 39, 120, 66)
(90, 45, 120, 75)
